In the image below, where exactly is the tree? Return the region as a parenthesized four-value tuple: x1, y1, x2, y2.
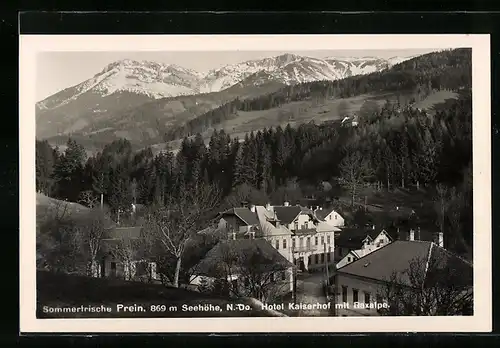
(434, 183, 448, 236)
(378, 254, 473, 316)
(74, 208, 108, 277)
(77, 190, 99, 209)
(412, 129, 439, 187)
(52, 138, 87, 201)
(338, 148, 374, 206)
(109, 234, 140, 281)
(143, 183, 221, 288)
(215, 241, 292, 302)
(446, 187, 471, 256)
(36, 140, 58, 195)
(37, 199, 84, 274)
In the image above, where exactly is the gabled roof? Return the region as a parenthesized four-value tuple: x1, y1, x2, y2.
(273, 206, 302, 224)
(255, 206, 292, 237)
(337, 240, 472, 288)
(191, 238, 293, 278)
(315, 207, 336, 221)
(221, 207, 259, 226)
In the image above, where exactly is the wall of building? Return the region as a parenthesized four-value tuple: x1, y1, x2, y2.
(333, 273, 388, 316)
(265, 234, 293, 263)
(336, 252, 358, 269)
(102, 258, 157, 281)
(288, 212, 315, 231)
(220, 216, 250, 235)
(335, 231, 392, 265)
(190, 267, 294, 297)
(323, 210, 345, 227)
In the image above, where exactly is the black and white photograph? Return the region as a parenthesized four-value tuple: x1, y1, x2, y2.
(20, 34, 491, 332)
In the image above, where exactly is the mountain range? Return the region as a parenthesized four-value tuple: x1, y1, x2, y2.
(36, 52, 419, 145)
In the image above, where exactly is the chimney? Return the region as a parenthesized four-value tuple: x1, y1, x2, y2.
(417, 227, 421, 241)
(372, 225, 375, 230)
(437, 231, 444, 248)
(250, 204, 256, 213)
(295, 200, 301, 206)
(409, 229, 415, 241)
(266, 203, 271, 211)
(241, 201, 248, 208)
(284, 201, 289, 207)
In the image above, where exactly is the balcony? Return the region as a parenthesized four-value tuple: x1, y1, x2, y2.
(292, 244, 318, 253)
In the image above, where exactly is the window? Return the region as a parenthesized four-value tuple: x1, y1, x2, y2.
(327, 253, 331, 262)
(110, 262, 117, 277)
(281, 271, 287, 280)
(329, 215, 332, 220)
(315, 254, 319, 264)
(364, 292, 371, 308)
(347, 257, 351, 262)
(275, 240, 279, 250)
(335, 214, 338, 220)
(321, 254, 325, 263)
(321, 236, 325, 245)
(353, 289, 359, 303)
(315, 236, 318, 245)
(136, 262, 148, 277)
(299, 237, 304, 248)
(294, 221, 299, 230)
(327, 235, 331, 244)
(342, 286, 348, 302)
(283, 239, 287, 249)
(306, 237, 311, 248)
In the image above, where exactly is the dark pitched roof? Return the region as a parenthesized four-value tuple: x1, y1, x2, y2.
(273, 206, 302, 224)
(192, 238, 293, 278)
(337, 241, 472, 288)
(335, 227, 380, 248)
(315, 207, 335, 221)
(221, 207, 259, 226)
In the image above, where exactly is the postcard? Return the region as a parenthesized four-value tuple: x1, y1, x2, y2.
(20, 33, 491, 333)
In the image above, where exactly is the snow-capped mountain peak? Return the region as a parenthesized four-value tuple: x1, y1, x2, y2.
(37, 52, 420, 111)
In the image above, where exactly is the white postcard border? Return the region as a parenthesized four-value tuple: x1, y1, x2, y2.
(20, 34, 491, 333)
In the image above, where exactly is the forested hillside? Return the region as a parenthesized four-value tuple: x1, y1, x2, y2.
(163, 48, 471, 142)
(36, 48, 473, 257)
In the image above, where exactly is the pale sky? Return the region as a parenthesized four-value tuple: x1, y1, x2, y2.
(36, 48, 439, 101)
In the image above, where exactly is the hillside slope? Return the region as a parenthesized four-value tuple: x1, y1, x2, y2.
(157, 49, 470, 149)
